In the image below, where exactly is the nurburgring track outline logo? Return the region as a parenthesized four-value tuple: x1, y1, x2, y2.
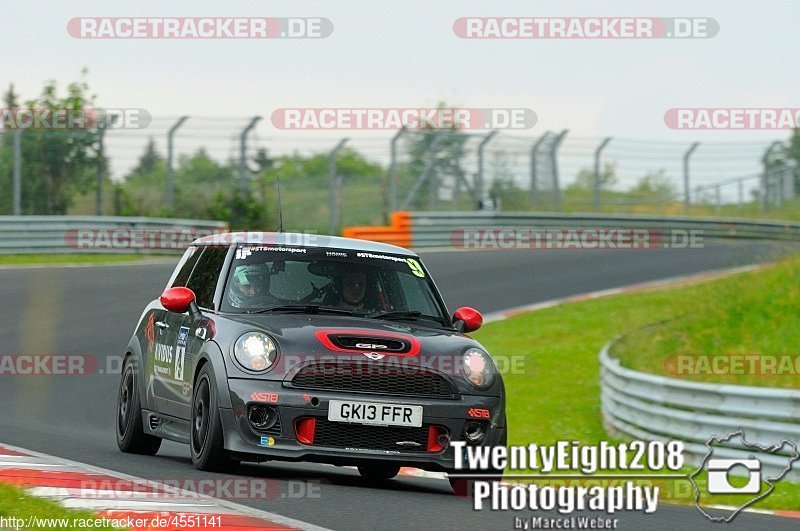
(689, 430, 800, 523)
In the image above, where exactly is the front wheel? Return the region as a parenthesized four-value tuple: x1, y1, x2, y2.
(191, 364, 233, 471)
(116, 356, 162, 455)
(449, 469, 503, 497)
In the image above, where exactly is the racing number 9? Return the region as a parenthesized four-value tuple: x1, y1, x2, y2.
(407, 259, 426, 278)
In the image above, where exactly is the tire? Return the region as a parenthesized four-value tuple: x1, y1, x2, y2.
(116, 356, 162, 455)
(357, 464, 401, 481)
(449, 470, 502, 497)
(190, 363, 232, 471)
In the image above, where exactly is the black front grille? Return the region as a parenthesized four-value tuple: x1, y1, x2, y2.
(313, 418, 430, 453)
(289, 361, 455, 398)
(259, 416, 282, 437)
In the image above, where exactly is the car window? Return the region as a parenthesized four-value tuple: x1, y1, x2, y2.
(169, 246, 201, 288)
(396, 272, 440, 316)
(268, 260, 330, 300)
(220, 246, 450, 326)
(186, 247, 228, 310)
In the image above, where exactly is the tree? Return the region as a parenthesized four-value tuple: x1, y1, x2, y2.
(133, 138, 163, 177)
(785, 128, 800, 189)
(1, 72, 99, 214)
(631, 170, 675, 198)
(0, 85, 18, 213)
(567, 162, 618, 191)
(401, 102, 470, 209)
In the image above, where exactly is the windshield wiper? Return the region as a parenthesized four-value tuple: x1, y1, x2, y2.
(247, 304, 362, 316)
(369, 310, 447, 325)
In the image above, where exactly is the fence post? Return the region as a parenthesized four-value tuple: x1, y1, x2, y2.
(166, 116, 189, 209)
(550, 129, 568, 212)
(738, 178, 744, 207)
(238, 116, 262, 196)
(594, 137, 612, 212)
(786, 161, 797, 200)
(388, 127, 405, 214)
(12, 129, 21, 215)
(683, 142, 700, 212)
(402, 133, 444, 210)
(529, 132, 550, 207)
(95, 120, 113, 216)
(761, 141, 785, 212)
(328, 138, 348, 235)
(476, 131, 497, 209)
(715, 185, 722, 214)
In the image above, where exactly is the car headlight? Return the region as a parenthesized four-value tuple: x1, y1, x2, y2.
(234, 332, 278, 372)
(462, 348, 495, 389)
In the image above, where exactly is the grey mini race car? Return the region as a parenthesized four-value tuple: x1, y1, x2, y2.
(116, 232, 506, 491)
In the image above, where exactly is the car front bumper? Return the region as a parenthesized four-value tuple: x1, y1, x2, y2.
(220, 378, 506, 472)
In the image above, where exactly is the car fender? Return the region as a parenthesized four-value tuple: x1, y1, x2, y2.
(193, 339, 233, 409)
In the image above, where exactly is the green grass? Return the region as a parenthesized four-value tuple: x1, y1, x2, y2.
(0, 483, 126, 530)
(473, 256, 800, 510)
(0, 254, 172, 265)
(614, 258, 800, 389)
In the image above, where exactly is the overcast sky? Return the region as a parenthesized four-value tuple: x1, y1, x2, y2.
(4, 0, 798, 188)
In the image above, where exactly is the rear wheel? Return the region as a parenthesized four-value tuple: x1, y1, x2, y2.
(116, 356, 162, 455)
(191, 364, 233, 471)
(357, 464, 401, 481)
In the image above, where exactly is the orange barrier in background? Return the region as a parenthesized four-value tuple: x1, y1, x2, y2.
(343, 211, 411, 248)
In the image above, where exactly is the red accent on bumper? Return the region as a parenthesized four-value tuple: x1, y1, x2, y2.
(294, 417, 316, 445)
(427, 426, 449, 453)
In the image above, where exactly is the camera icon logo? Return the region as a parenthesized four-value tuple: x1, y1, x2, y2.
(706, 459, 761, 494)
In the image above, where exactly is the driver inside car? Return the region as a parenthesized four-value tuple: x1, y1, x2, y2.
(339, 269, 369, 310)
(227, 264, 275, 309)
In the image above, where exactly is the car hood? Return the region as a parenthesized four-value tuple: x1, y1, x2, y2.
(213, 312, 485, 377)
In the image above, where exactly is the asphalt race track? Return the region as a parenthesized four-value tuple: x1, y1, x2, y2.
(0, 241, 797, 530)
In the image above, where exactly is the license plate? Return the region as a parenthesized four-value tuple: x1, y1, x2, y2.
(328, 400, 423, 427)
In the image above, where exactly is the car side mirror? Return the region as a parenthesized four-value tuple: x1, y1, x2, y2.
(453, 306, 483, 333)
(160, 287, 202, 320)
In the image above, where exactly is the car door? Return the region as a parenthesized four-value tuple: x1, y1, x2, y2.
(169, 246, 229, 417)
(150, 246, 202, 418)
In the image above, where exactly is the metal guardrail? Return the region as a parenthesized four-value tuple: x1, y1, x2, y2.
(408, 211, 800, 247)
(600, 341, 800, 480)
(0, 216, 227, 254)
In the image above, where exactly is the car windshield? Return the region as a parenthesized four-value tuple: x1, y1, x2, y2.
(221, 245, 450, 326)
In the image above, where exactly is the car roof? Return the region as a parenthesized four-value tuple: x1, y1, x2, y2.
(192, 232, 418, 257)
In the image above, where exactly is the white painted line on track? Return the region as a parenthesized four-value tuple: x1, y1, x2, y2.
(0, 442, 332, 531)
